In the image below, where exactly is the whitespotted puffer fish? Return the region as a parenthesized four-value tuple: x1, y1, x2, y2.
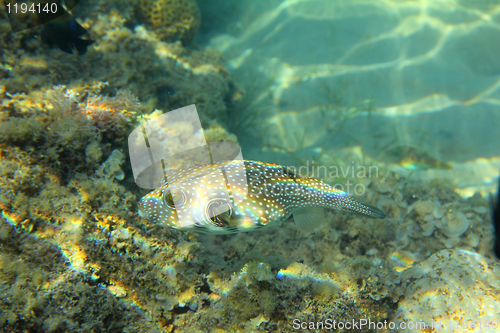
(138, 160, 386, 234)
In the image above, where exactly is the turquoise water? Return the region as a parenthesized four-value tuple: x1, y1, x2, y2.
(0, 0, 499, 332)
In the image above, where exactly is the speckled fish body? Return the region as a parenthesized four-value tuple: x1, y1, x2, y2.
(138, 160, 385, 234)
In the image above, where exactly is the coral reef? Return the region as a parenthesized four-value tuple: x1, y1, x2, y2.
(0, 81, 232, 331)
(0, 21, 242, 323)
(195, 259, 398, 331)
(0, 129, 496, 332)
(97, 149, 126, 180)
(0, 82, 496, 332)
(0, 1, 498, 332)
(393, 249, 500, 332)
(135, 0, 201, 43)
(0, 224, 158, 332)
(0, 6, 237, 134)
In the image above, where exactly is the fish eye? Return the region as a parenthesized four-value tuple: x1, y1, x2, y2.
(162, 189, 186, 208)
(205, 198, 232, 226)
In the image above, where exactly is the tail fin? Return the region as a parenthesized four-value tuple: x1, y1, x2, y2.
(298, 177, 386, 219)
(341, 195, 386, 219)
(74, 38, 95, 55)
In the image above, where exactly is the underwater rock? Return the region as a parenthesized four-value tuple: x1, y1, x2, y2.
(408, 200, 439, 237)
(135, 0, 201, 43)
(155, 293, 177, 311)
(384, 145, 452, 171)
(407, 200, 436, 216)
(1, 8, 236, 139)
(85, 140, 103, 164)
(82, 89, 139, 129)
(437, 209, 469, 238)
(408, 201, 470, 239)
(108, 284, 127, 298)
(203, 124, 239, 144)
(276, 262, 341, 298)
(393, 249, 500, 333)
(97, 149, 125, 180)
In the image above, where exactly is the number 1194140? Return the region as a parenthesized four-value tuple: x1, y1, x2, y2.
(6, 2, 58, 14)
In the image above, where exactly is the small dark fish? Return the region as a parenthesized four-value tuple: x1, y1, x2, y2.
(493, 177, 500, 259)
(38, 1, 94, 54)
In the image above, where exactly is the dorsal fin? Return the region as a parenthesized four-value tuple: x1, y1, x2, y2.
(282, 166, 299, 179)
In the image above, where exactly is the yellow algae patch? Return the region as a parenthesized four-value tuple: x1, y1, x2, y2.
(18, 57, 48, 72)
(1, 211, 23, 226)
(108, 284, 128, 298)
(31, 218, 94, 275)
(177, 286, 197, 308)
(277, 262, 342, 300)
(136, 0, 200, 42)
(394, 250, 500, 332)
(93, 213, 127, 230)
(391, 251, 416, 272)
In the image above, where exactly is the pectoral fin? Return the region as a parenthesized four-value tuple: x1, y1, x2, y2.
(293, 207, 324, 233)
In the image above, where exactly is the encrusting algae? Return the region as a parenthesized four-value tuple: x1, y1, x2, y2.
(134, 0, 201, 43)
(0, 94, 496, 331)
